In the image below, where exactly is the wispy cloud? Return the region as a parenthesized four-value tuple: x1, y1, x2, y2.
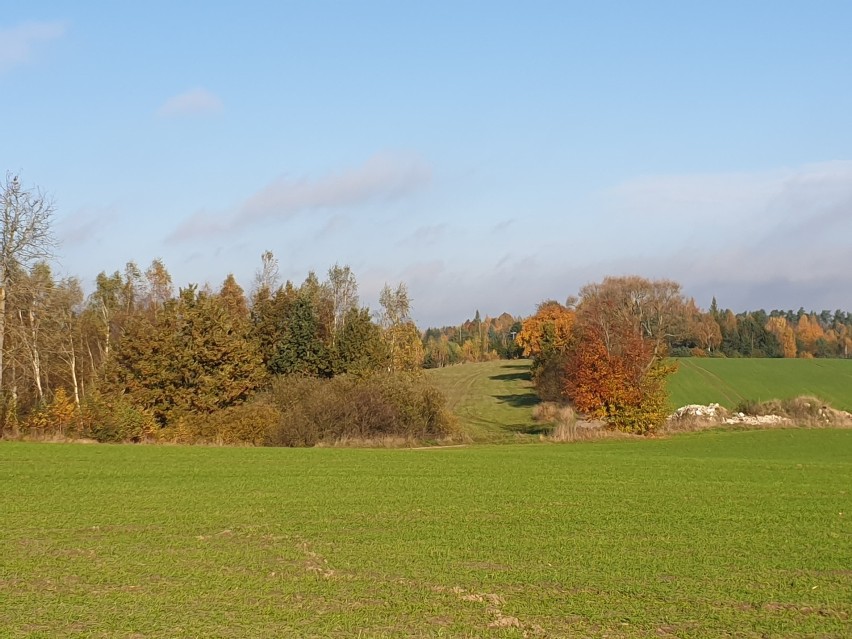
(157, 87, 223, 118)
(57, 205, 118, 246)
(490, 219, 514, 234)
(168, 152, 432, 242)
(605, 161, 852, 228)
(397, 224, 446, 247)
(577, 161, 852, 311)
(0, 21, 67, 73)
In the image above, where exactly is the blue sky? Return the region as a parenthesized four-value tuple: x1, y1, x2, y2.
(3, 1, 851, 325)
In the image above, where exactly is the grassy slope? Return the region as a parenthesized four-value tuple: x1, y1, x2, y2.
(2, 433, 850, 638)
(425, 359, 541, 442)
(668, 358, 852, 410)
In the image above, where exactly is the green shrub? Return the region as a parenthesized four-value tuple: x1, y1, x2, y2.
(80, 391, 158, 443)
(532, 352, 569, 403)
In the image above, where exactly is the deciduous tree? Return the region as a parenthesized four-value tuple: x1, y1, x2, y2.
(562, 276, 687, 434)
(766, 316, 797, 358)
(0, 174, 55, 397)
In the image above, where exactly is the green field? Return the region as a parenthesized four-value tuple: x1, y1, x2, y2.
(426, 360, 541, 442)
(668, 358, 852, 411)
(2, 433, 851, 638)
(429, 358, 852, 438)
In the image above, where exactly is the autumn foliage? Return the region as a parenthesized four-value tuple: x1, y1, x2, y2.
(525, 277, 686, 434)
(516, 301, 576, 401)
(564, 320, 674, 434)
(516, 301, 575, 360)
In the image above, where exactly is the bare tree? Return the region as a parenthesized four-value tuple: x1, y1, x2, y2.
(13, 262, 54, 404)
(0, 174, 55, 396)
(327, 264, 359, 338)
(51, 277, 84, 406)
(252, 250, 280, 299)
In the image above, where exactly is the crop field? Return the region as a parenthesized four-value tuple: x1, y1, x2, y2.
(668, 358, 852, 411)
(2, 431, 850, 638)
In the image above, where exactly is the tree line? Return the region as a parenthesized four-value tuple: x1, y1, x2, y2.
(421, 311, 523, 367)
(3, 174, 849, 444)
(1, 175, 454, 444)
(674, 301, 852, 359)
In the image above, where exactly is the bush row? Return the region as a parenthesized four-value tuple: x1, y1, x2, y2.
(12, 373, 457, 447)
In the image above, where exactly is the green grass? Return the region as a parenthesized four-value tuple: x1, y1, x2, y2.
(2, 432, 850, 638)
(668, 358, 852, 410)
(426, 360, 542, 442)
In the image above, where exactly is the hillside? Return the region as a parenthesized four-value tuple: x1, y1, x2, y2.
(425, 360, 541, 442)
(668, 357, 852, 411)
(428, 359, 852, 441)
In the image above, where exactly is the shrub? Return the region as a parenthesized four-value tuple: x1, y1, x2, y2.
(79, 391, 158, 443)
(532, 351, 569, 402)
(177, 399, 283, 445)
(736, 396, 852, 427)
(21, 389, 79, 439)
(266, 372, 456, 446)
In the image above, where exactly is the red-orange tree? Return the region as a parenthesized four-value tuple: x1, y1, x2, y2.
(562, 276, 685, 434)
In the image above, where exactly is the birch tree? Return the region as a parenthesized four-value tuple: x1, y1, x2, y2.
(0, 174, 55, 396)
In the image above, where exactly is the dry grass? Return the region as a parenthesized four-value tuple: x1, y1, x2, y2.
(319, 433, 467, 448)
(533, 402, 611, 442)
(742, 395, 852, 428)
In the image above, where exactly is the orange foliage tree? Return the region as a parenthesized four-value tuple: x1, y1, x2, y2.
(795, 314, 825, 356)
(516, 300, 575, 360)
(516, 300, 575, 401)
(564, 321, 673, 434)
(562, 276, 686, 434)
(686, 300, 722, 354)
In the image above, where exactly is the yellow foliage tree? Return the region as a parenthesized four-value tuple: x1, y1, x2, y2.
(766, 316, 797, 358)
(796, 314, 825, 355)
(516, 301, 575, 359)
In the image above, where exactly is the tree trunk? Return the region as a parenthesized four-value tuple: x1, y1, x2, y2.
(0, 286, 5, 396)
(69, 342, 79, 406)
(28, 308, 43, 404)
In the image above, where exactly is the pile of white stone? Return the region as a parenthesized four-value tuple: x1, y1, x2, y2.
(722, 412, 791, 426)
(672, 403, 723, 419)
(669, 403, 792, 426)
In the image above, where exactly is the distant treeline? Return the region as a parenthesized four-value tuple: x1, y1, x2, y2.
(421, 312, 524, 367)
(670, 300, 852, 359)
(425, 301, 852, 365)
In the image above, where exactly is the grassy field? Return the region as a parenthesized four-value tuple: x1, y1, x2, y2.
(426, 360, 542, 442)
(428, 358, 852, 438)
(668, 358, 852, 411)
(2, 432, 851, 638)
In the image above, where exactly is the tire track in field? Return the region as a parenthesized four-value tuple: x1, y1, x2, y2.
(682, 360, 744, 406)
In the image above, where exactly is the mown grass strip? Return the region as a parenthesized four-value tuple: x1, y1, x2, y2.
(426, 360, 542, 441)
